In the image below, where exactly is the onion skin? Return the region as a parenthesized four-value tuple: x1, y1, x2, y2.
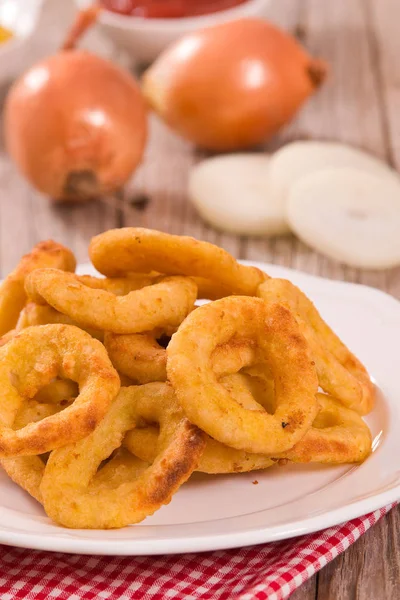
(142, 18, 327, 151)
(4, 50, 147, 202)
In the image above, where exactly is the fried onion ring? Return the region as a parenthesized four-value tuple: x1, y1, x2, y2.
(0, 399, 66, 503)
(276, 394, 372, 463)
(167, 297, 319, 454)
(104, 331, 169, 384)
(40, 383, 205, 529)
(16, 302, 103, 341)
(25, 270, 197, 334)
(76, 274, 157, 295)
(0, 324, 120, 456)
(16, 274, 163, 340)
(0, 454, 44, 503)
(14, 399, 67, 430)
(89, 228, 268, 295)
(105, 330, 269, 386)
(124, 374, 275, 473)
(124, 427, 274, 474)
(257, 279, 375, 414)
(92, 448, 149, 490)
(33, 378, 78, 404)
(0, 329, 16, 347)
(192, 277, 233, 300)
(0, 240, 76, 336)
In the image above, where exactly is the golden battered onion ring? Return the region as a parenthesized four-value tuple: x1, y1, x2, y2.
(25, 269, 197, 334)
(93, 272, 233, 301)
(17, 273, 163, 339)
(33, 378, 78, 404)
(0, 240, 76, 336)
(105, 330, 265, 386)
(124, 374, 275, 473)
(167, 297, 319, 454)
(76, 274, 156, 294)
(276, 394, 372, 463)
(257, 279, 375, 415)
(89, 228, 268, 295)
(104, 331, 169, 384)
(40, 383, 205, 529)
(16, 302, 103, 341)
(0, 398, 68, 503)
(0, 329, 16, 347)
(124, 427, 274, 474)
(14, 399, 67, 429)
(92, 448, 149, 490)
(0, 454, 44, 503)
(193, 277, 233, 300)
(0, 324, 120, 456)
(220, 372, 274, 411)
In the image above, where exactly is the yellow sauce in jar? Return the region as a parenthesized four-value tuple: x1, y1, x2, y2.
(0, 25, 13, 44)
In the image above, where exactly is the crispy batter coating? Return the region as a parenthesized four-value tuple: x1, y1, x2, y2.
(76, 274, 157, 295)
(276, 393, 372, 463)
(16, 302, 104, 341)
(125, 427, 275, 474)
(0, 329, 16, 347)
(25, 270, 197, 334)
(192, 277, 234, 300)
(105, 330, 269, 386)
(33, 379, 78, 404)
(258, 279, 375, 414)
(15, 275, 165, 341)
(89, 228, 268, 295)
(0, 398, 68, 503)
(105, 331, 169, 384)
(40, 383, 205, 529)
(0, 240, 76, 336)
(0, 454, 44, 503)
(125, 389, 370, 468)
(0, 324, 120, 456)
(124, 373, 275, 473)
(168, 296, 319, 454)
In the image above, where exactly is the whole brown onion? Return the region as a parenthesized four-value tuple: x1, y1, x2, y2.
(4, 49, 147, 202)
(142, 18, 327, 151)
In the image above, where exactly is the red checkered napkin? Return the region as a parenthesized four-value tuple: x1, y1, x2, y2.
(0, 504, 394, 600)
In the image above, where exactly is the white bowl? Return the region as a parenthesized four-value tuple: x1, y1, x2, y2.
(0, 0, 44, 84)
(74, 0, 271, 64)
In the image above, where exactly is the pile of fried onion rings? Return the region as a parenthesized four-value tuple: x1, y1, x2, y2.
(0, 229, 374, 529)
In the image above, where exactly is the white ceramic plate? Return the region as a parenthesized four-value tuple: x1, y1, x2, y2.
(0, 260, 399, 555)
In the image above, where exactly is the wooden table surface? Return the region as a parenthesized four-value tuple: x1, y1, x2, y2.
(1, 0, 400, 597)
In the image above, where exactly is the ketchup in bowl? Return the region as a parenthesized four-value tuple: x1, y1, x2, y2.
(101, 0, 249, 18)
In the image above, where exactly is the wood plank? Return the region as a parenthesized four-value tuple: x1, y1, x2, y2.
(365, 0, 400, 296)
(366, 0, 400, 172)
(0, 156, 36, 274)
(0, 152, 119, 274)
(290, 575, 317, 600)
(318, 505, 400, 599)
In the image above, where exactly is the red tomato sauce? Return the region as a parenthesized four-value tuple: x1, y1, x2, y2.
(101, 0, 249, 18)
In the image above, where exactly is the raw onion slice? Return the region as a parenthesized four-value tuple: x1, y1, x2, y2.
(287, 167, 400, 269)
(269, 141, 400, 211)
(189, 153, 288, 236)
